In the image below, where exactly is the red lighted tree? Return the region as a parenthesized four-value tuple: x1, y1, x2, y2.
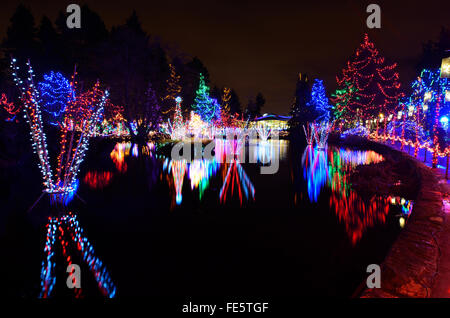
(334, 34, 403, 125)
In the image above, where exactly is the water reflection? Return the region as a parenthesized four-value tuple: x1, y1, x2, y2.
(110, 142, 129, 173)
(105, 140, 286, 208)
(301, 145, 412, 245)
(40, 212, 116, 298)
(109, 142, 155, 173)
(83, 171, 113, 189)
(220, 159, 255, 204)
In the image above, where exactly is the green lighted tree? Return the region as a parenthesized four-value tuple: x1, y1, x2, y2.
(192, 73, 220, 123)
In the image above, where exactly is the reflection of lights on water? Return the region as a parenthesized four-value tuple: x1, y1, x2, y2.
(132, 144, 138, 157)
(167, 160, 187, 205)
(188, 159, 220, 200)
(162, 139, 270, 206)
(302, 146, 385, 203)
(112, 140, 281, 207)
(83, 171, 113, 189)
(301, 145, 328, 202)
(443, 200, 450, 214)
(399, 217, 405, 228)
(164, 158, 221, 205)
(40, 213, 116, 298)
(110, 143, 130, 173)
(110, 142, 156, 172)
(220, 160, 255, 205)
(300, 146, 413, 245)
(40, 219, 58, 298)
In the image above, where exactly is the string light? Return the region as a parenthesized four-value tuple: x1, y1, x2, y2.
(10, 58, 108, 204)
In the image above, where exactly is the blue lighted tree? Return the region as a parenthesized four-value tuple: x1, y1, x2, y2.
(192, 73, 221, 123)
(308, 79, 332, 122)
(38, 71, 73, 125)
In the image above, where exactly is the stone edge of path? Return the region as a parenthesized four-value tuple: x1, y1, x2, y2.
(330, 135, 445, 298)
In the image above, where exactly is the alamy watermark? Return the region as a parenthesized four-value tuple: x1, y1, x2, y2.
(171, 128, 280, 175)
(366, 264, 381, 289)
(366, 4, 381, 29)
(66, 4, 81, 29)
(66, 264, 81, 289)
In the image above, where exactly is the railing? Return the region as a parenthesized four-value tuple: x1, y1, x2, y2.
(367, 131, 450, 179)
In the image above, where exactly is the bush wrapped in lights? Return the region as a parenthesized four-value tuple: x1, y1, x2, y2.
(11, 58, 116, 298)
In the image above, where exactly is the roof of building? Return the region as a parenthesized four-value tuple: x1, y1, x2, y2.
(253, 113, 292, 121)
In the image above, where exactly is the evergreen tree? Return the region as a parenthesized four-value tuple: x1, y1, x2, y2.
(255, 92, 265, 117)
(145, 82, 162, 132)
(308, 79, 332, 122)
(289, 72, 315, 126)
(37, 16, 62, 72)
(333, 33, 403, 125)
(173, 97, 184, 131)
(126, 10, 146, 36)
(331, 81, 358, 123)
(2, 4, 38, 60)
(162, 63, 182, 114)
(192, 73, 220, 123)
(229, 89, 242, 116)
(417, 27, 450, 72)
(38, 71, 73, 125)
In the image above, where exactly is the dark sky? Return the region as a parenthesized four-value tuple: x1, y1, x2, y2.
(1, 0, 449, 114)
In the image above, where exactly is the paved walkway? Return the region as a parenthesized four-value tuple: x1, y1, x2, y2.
(431, 183, 450, 298)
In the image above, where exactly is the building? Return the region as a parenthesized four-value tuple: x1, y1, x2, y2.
(248, 113, 291, 131)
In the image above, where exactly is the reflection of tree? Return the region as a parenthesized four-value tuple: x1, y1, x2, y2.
(83, 171, 113, 189)
(110, 142, 155, 173)
(219, 160, 255, 205)
(302, 146, 329, 202)
(301, 145, 390, 245)
(166, 159, 187, 206)
(188, 159, 220, 200)
(40, 213, 116, 298)
(110, 142, 130, 173)
(163, 158, 220, 207)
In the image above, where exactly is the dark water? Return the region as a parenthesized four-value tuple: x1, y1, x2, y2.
(0, 138, 413, 297)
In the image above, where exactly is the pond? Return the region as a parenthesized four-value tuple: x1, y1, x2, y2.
(1, 138, 414, 297)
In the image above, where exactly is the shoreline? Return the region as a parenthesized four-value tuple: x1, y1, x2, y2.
(331, 135, 447, 298)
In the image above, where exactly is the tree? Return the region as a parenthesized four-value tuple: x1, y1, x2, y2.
(245, 98, 256, 120)
(173, 97, 183, 129)
(187, 57, 210, 84)
(308, 79, 332, 122)
(289, 72, 315, 127)
(54, 5, 108, 78)
(229, 89, 242, 116)
(128, 82, 161, 142)
(192, 73, 220, 123)
(37, 16, 63, 72)
(334, 33, 403, 125)
(417, 27, 450, 72)
(2, 4, 39, 61)
(162, 63, 182, 114)
(126, 10, 146, 36)
(38, 71, 73, 125)
(222, 87, 231, 114)
(245, 93, 265, 120)
(331, 80, 358, 123)
(91, 11, 169, 142)
(255, 92, 265, 117)
(144, 82, 162, 132)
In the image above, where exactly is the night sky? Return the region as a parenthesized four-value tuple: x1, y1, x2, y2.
(1, 0, 449, 114)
